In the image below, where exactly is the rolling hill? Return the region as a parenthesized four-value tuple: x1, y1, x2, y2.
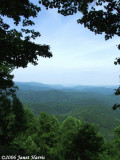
(16, 82, 120, 140)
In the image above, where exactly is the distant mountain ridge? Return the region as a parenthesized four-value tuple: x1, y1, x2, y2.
(15, 82, 64, 91)
(15, 81, 117, 95)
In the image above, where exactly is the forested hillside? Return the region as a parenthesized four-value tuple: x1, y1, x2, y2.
(16, 82, 120, 140)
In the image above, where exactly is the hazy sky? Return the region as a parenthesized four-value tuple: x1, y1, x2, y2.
(12, 6, 120, 85)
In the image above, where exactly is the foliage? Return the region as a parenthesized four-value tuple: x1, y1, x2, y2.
(0, 95, 15, 145)
(1, 106, 120, 160)
(37, 112, 60, 158)
(0, 0, 52, 96)
(41, 0, 120, 41)
(0, 63, 17, 96)
(0, 95, 26, 156)
(99, 142, 120, 160)
(0, 3, 53, 156)
(12, 96, 26, 132)
(58, 116, 81, 159)
(73, 123, 104, 160)
(0, 0, 52, 68)
(0, 108, 108, 159)
(114, 126, 120, 149)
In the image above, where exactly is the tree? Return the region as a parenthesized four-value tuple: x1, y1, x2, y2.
(0, 63, 17, 96)
(0, 0, 52, 95)
(37, 112, 60, 159)
(0, 95, 15, 156)
(10, 108, 39, 155)
(58, 117, 104, 160)
(0, 2, 53, 154)
(99, 141, 120, 160)
(0, 0, 52, 68)
(114, 126, 120, 149)
(59, 116, 81, 160)
(0, 95, 14, 142)
(73, 123, 104, 160)
(12, 96, 26, 132)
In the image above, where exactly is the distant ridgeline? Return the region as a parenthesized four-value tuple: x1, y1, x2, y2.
(16, 82, 120, 140)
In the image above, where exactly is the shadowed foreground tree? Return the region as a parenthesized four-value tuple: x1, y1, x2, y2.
(0, 1, 53, 156)
(0, 95, 26, 155)
(73, 123, 104, 160)
(0, 63, 16, 95)
(0, 0, 52, 68)
(12, 96, 26, 132)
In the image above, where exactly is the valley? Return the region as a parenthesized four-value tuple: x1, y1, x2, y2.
(16, 82, 120, 140)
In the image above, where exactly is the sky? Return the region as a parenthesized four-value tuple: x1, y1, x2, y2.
(12, 6, 120, 86)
